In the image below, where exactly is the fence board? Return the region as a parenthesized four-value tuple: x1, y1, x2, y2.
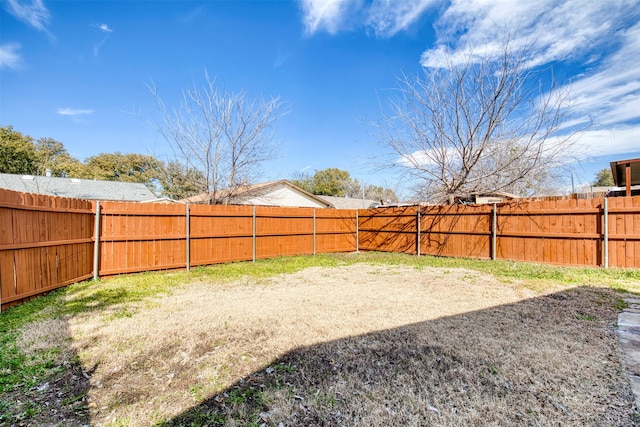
(315, 210, 357, 253)
(0, 189, 93, 310)
(97, 201, 187, 276)
(359, 207, 418, 254)
(3, 187, 640, 312)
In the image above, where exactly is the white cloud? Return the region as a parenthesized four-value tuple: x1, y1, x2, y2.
(399, 147, 454, 168)
(91, 23, 113, 33)
(563, 22, 640, 128)
(421, 0, 638, 69)
(0, 43, 22, 69)
(545, 21, 640, 160)
(97, 23, 113, 33)
(416, 0, 640, 159)
(366, 0, 438, 36)
(90, 23, 113, 57)
(301, 0, 357, 35)
(300, 0, 438, 36)
(297, 0, 640, 159)
(558, 125, 640, 159)
(6, 0, 51, 33)
(57, 108, 93, 116)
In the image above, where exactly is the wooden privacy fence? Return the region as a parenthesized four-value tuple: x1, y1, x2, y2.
(359, 197, 640, 268)
(0, 189, 94, 311)
(2, 187, 640, 311)
(96, 202, 357, 277)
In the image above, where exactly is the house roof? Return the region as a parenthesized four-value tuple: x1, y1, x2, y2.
(318, 195, 378, 209)
(610, 158, 640, 187)
(0, 173, 157, 202)
(180, 180, 333, 208)
(446, 191, 519, 205)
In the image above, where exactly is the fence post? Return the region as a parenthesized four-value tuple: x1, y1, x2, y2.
(313, 209, 317, 255)
(252, 206, 257, 262)
(492, 203, 497, 261)
(93, 201, 101, 281)
(416, 208, 421, 256)
(356, 211, 359, 253)
(603, 198, 609, 268)
(186, 203, 190, 271)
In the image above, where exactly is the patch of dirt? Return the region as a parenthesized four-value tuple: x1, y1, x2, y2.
(8, 263, 639, 425)
(0, 361, 91, 427)
(169, 288, 637, 426)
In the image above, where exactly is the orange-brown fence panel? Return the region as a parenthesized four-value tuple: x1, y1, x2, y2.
(358, 204, 493, 259)
(496, 198, 602, 267)
(607, 196, 640, 268)
(0, 189, 94, 311)
(358, 206, 419, 254)
(4, 188, 640, 312)
(189, 204, 254, 266)
(315, 209, 357, 253)
(358, 197, 640, 268)
(98, 201, 187, 276)
(97, 204, 358, 274)
(420, 204, 493, 259)
(255, 207, 315, 259)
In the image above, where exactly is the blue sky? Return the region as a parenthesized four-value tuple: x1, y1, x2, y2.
(1, 0, 639, 191)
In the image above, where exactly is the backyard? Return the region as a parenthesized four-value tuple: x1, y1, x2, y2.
(1, 252, 639, 426)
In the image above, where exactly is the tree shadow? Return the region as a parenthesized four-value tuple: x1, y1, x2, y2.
(162, 287, 637, 426)
(359, 205, 493, 259)
(0, 296, 95, 426)
(359, 206, 422, 254)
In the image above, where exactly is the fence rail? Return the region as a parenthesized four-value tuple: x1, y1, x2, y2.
(94, 202, 357, 277)
(0, 190, 94, 310)
(359, 197, 640, 268)
(1, 188, 639, 311)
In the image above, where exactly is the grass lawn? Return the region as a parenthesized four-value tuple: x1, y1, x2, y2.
(1, 252, 640, 426)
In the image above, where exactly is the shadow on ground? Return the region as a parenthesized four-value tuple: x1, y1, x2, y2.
(0, 312, 93, 427)
(164, 287, 637, 426)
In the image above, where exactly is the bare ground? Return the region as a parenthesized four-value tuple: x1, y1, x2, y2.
(7, 263, 639, 426)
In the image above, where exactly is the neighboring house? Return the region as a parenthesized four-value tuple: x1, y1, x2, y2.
(0, 173, 157, 202)
(181, 180, 333, 208)
(318, 195, 379, 209)
(609, 158, 640, 197)
(452, 191, 519, 205)
(575, 185, 614, 199)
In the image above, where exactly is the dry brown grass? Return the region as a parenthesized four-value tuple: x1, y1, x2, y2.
(13, 263, 638, 426)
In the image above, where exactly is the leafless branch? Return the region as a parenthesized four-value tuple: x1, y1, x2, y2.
(149, 72, 288, 203)
(372, 33, 582, 202)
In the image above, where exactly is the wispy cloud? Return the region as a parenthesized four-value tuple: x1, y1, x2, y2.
(179, 6, 206, 24)
(564, 23, 640, 127)
(91, 23, 113, 33)
(366, 0, 438, 36)
(273, 49, 292, 69)
(0, 43, 22, 69)
(6, 0, 51, 33)
(299, 0, 640, 159)
(57, 107, 93, 116)
(91, 22, 113, 57)
(301, 0, 437, 36)
(420, 0, 638, 69)
(556, 23, 640, 158)
(93, 37, 109, 57)
(420, 1, 640, 159)
(301, 0, 357, 35)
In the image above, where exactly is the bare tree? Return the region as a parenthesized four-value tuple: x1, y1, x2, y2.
(150, 72, 288, 203)
(373, 36, 579, 203)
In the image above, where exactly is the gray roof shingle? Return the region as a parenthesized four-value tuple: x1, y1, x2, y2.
(318, 195, 378, 209)
(0, 173, 157, 202)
